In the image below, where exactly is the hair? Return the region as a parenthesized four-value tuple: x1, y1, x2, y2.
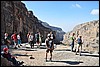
(72, 33, 75, 36)
(79, 36, 82, 38)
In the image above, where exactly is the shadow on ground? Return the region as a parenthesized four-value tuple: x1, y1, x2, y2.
(54, 49, 71, 51)
(50, 60, 83, 65)
(81, 54, 99, 57)
(54, 49, 90, 54)
(25, 49, 37, 51)
(13, 48, 37, 51)
(39, 46, 46, 49)
(81, 51, 89, 53)
(13, 54, 32, 57)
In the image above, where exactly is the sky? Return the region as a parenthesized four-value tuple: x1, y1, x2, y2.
(21, 1, 99, 33)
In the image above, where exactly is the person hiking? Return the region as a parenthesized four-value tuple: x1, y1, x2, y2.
(36, 32, 40, 48)
(45, 34, 54, 62)
(48, 31, 55, 40)
(1, 47, 24, 66)
(39, 32, 42, 46)
(35, 33, 37, 44)
(4, 33, 11, 48)
(29, 33, 34, 48)
(27, 32, 30, 44)
(11, 32, 17, 49)
(75, 35, 83, 56)
(70, 33, 75, 52)
(17, 33, 22, 48)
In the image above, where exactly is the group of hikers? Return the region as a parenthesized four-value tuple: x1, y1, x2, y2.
(27, 31, 55, 61)
(27, 31, 43, 49)
(3, 32, 22, 49)
(1, 31, 55, 66)
(2, 31, 44, 49)
(70, 33, 83, 56)
(1, 32, 23, 66)
(1, 31, 83, 66)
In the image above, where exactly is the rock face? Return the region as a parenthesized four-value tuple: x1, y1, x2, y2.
(1, 56, 14, 66)
(39, 20, 65, 43)
(62, 20, 99, 53)
(1, 1, 56, 43)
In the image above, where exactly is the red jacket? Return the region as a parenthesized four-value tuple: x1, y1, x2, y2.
(11, 34, 17, 41)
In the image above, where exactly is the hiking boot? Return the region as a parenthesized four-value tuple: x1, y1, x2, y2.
(37, 46, 40, 48)
(75, 52, 78, 55)
(18, 61, 24, 65)
(18, 45, 20, 48)
(50, 58, 52, 62)
(14, 47, 18, 49)
(46, 59, 48, 62)
(79, 53, 81, 56)
(31, 46, 32, 49)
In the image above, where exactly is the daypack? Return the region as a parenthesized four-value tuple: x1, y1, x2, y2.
(53, 34, 55, 39)
(45, 38, 53, 49)
(37, 33, 39, 39)
(77, 38, 82, 44)
(11, 34, 17, 40)
(48, 40, 53, 48)
(29, 35, 33, 41)
(50, 34, 55, 39)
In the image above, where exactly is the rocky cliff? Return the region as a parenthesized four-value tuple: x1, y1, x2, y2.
(62, 20, 99, 53)
(1, 1, 56, 43)
(39, 20, 65, 43)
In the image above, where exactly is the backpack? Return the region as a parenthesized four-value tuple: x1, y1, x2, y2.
(11, 34, 17, 40)
(50, 34, 55, 39)
(77, 38, 82, 44)
(29, 35, 33, 41)
(48, 39, 54, 49)
(53, 34, 55, 39)
(37, 33, 39, 39)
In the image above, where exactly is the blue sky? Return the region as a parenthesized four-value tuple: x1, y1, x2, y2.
(21, 1, 99, 33)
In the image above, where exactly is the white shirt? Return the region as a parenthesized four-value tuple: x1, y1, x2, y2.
(17, 35, 20, 39)
(29, 35, 33, 41)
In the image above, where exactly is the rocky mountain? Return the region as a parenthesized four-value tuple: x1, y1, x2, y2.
(1, 1, 65, 43)
(62, 20, 99, 53)
(39, 20, 65, 43)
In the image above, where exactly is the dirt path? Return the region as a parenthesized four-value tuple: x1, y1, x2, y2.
(10, 44, 99, 66)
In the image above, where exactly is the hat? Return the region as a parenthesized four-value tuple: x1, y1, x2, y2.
(3, 48, 8, 52)
(47, 34, 51, 37)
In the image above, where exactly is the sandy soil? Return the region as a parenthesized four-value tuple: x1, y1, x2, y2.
(10, 44, 99, 66)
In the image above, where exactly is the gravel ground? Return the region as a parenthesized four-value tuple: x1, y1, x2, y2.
(10, 44, 99, 66)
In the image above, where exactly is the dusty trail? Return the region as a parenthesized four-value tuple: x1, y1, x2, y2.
(10, 43, 99, 66)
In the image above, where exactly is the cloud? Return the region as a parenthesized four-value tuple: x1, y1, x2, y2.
(90, 9, 99, 15)
(72, 3, 82, 8)
(76, 4, 82, 8)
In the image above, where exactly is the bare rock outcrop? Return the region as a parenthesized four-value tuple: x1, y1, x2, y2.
(40, 20, 65, 43)
(1, 1, 53, 43)
(62, 20, 99, 53)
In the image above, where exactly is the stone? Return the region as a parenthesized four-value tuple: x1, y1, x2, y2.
(62, 20, 99, 52)
(1, 1, 65, 44)
(1, 1, 55, 43)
